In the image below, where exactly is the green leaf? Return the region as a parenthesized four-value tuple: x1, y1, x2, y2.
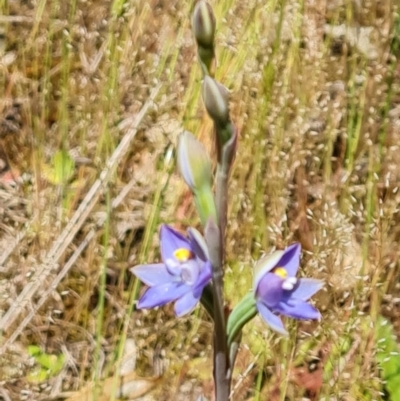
(35, 353, 58, 371)
(52, 353, 66, 374)
(376, 315, 400, 400)
(27, 367, 48, 383)
(28, 345, 42, 356)
(226, 291, 257, 346)
(44, 149, 75, 185)
(27, 345, 66, 383)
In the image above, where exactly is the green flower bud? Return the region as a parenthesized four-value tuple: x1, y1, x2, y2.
(177, 131, 217, 226)
(177, 130, 212, 192)
(202, 76, 230, 128)
(192, 1, 216, 49)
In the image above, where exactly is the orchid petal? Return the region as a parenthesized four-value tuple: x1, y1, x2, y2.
(192, 261, 213, 296)
(165, 258, 182, 276)
(181, 259, 201, 285)
(160, 225, 191, 261)
(253, 250, 284, 290)
(137, 282, 188, 309)
(257, 302, 288, 336)
(174, 291, 200, 317)
(283, 278, 324, 301)
(256, 272, 284, 308)
(277, 243, 301, 276)
(187, 227, 209, 261)
(276, 299, 321, 320)
(131, 263, 173, 286)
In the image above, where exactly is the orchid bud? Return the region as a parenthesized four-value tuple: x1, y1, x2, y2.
(177, 130, 212, 192)
(192, 1, 216, 49)
(177, 131, 217, 225)
(202, 76, 230, 128)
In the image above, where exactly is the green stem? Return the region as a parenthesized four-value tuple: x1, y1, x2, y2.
(216, 163, 229, 250)
(208, 123, 237, 401)
(209, 136, 237, 400)
(205, 219, 230, 401)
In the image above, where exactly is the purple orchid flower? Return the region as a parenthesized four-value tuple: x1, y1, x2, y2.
(254, 243, 323, 335)
(130, 225, 212, 317)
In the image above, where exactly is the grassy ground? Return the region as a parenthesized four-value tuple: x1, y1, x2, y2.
(0, 0, 399, 400)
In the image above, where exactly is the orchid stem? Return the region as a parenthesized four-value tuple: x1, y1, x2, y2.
(210, 160, 231, 401)
(216, 162, 229, 247)
(205, 217, 230, 401)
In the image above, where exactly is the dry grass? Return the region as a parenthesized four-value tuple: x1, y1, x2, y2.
(0, 0, 399, 400)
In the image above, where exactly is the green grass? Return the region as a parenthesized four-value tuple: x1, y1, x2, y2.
(0, 0, 399, 400)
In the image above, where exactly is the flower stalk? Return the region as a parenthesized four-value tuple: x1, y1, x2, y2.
(204, 218, 230, 401)
(130, 3, 323, 401)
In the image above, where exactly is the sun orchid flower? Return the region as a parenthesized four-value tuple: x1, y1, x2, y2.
(130, 225, 212, 317)
(254, 244, 323, 335)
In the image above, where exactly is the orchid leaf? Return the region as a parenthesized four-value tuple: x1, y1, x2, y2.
(226, 291, 257, 346)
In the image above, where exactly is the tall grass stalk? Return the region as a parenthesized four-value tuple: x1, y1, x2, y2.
(93, 190, 111, 389)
